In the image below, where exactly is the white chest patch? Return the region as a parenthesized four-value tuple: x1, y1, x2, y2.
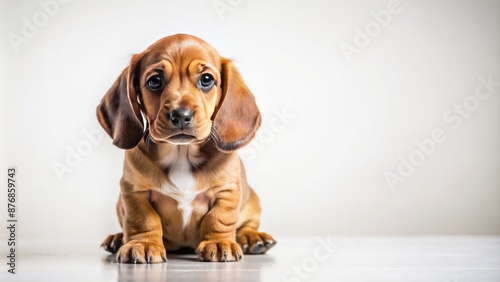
(158, 145, 203, 228)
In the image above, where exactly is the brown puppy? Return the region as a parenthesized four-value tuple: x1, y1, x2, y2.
(97, 34, 275, 263)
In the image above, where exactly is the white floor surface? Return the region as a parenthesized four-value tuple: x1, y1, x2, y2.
(1, 236, 499, 281)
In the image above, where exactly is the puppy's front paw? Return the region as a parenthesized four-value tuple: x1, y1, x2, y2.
(196, 239, 243, 262)
(116, 241, 167, 264)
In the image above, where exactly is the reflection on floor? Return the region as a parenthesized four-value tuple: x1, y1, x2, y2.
(2, 237, 500, 281)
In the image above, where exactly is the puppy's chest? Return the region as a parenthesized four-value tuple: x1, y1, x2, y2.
(154, 146, 206, 228)
(163, 161, 197, 225)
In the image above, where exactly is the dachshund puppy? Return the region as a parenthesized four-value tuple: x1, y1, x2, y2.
(97, 34, 275, 263)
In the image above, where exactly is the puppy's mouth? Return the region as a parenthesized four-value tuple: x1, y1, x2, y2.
(148, 118, 211, 145)
(166, 133, 197, 145)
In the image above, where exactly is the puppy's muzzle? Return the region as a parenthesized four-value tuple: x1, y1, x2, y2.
(168, 108, 194, 130)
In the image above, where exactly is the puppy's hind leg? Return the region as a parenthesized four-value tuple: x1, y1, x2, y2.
(101, 233, 124, 254)
(236, 188, 277, 254)
(101, 195, 125, 254)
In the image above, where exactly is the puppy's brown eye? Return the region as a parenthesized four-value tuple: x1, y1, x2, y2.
(198, 73, 215, 93)
(146, 75, 163, 91)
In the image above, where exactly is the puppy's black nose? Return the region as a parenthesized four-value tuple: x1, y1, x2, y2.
(169, 108, 194, 129)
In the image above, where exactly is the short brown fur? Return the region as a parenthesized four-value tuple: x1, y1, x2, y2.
(97, 34, 275, 263)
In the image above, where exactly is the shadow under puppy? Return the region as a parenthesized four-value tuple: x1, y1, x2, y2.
(97, 34, 276, 263)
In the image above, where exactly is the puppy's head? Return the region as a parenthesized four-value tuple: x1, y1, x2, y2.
(97, 34, 261, 151)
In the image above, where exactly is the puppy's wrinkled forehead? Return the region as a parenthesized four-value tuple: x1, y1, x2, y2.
(142, 35, 221, 70)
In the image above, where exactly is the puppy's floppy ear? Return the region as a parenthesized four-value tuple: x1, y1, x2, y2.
(96, 55, 144, 149)
(212, 58, 261, 152)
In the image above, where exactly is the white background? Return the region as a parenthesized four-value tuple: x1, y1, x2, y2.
(0, 0, 499, 241)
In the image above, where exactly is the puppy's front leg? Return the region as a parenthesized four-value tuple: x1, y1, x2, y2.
(117, 187, 166, 263)
(196, 188, 243, 262)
